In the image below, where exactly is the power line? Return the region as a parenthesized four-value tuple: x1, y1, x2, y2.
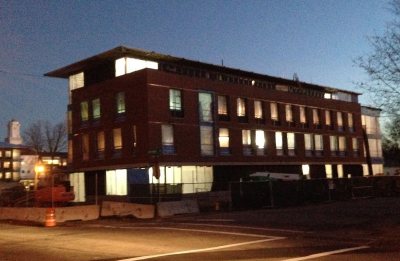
(0, 69, 45, 79)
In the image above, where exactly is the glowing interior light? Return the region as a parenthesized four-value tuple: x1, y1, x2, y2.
(255, 130, 265, 149)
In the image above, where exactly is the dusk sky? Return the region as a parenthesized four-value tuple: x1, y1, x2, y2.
(0, 0, 393, 140)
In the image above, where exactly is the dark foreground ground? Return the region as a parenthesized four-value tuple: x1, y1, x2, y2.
(1, 197, 400, 261)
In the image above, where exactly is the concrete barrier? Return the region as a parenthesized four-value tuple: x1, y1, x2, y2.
(101, 201, 155, 219)
(157, 199, 199, 217)
(0, 205, 100, 223)
(56, 205, 100, 222)
(0, 207, 46, 223)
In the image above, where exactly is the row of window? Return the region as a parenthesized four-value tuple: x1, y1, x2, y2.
(170, 89, 356, 132)
(79, 92, 126, 123)
(75, 124, 362, 161)
(0, 150, 17, 158)
(77, 88, 356, 135)
(0, 161, 16, 169)
(0, 171, 19, 181)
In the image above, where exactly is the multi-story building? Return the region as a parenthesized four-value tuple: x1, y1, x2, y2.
(1, 120, 26, 182)
(45, 46, 371, 202)
(361, 106, 384, 175)
(0, 119, 68, 188)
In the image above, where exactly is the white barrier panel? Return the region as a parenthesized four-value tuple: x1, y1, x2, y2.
(101, 201, 155, 219)
(56, 205, 99, 222)
(157, 200, 199, 217)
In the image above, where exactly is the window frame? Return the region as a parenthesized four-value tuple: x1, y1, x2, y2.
(169, 89, 184, 117)
(116, 92, 126, 115)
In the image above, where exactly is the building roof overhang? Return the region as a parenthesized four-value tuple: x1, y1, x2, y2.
(44, 45, 360, 96)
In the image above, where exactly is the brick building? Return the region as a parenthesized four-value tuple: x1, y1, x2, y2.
(45, 46, 373, 202)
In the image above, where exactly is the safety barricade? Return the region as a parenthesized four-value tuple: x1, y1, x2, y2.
(101, 201, 155, 219)
(156, 199, 199, 217)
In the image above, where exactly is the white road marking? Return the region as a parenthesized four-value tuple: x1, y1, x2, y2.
(180, 222, 309, 234)
(117, 237, 284, 261)
(281, 246, 370, 261)
(120, 226, 285, 239)
(195, 219, 235, 222)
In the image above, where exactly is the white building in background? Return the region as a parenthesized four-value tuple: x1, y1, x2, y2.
(20, 154, 38, 180)
(4, 119, 23, 145)
(361, 106, 384, 176)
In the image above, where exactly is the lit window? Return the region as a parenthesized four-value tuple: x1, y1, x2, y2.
(12, 149, 20, 159)
(304, 134, 314, 156)
(96, 131, 105, 158)
(218, 95, 228, 115)
(330, 136, 338, 154)
(271, 103, 278, 121)
(242, 130, 252, 146)
(116, 92, 125, 114)
(285, 104, 293, 122)
(302, 164, 310, 178)
(287, 132, 295, 156)
(337, 164, 344, 178)
(4, 150, 11, 157)
(3, 161, 10, 168)
(237, 98, 246, 117)
(339, 136, 346, 153)
(325, 110, 331, 125)
(200, 126, 214, 156)
(199, 93, 213, 122)
(92, 98, 101, 119)
(115, 57, 158, 77)
(106, 169, 127, 195)
(312, 109, 320, 125)
(348, 113, 354, 130)
(352, 138, 358, 152)
(80, 101, 89, 121)
(82, 134, 89, 161)
(162, 125, 175, 154)
(242, 129, 252, 156)
(254, 100, 263, 119)
(169, 89, 183, 115)
(325, 164, 333, 179)
(337, 112, 343, 129)
(324, 93, 332, 99)
(275, 132, 283, 155)
(113, 128, 122, 150)
(218, 128, 230, 148)
(300, 106, 306, 123)
(255, 130, 266, 149)
(315, 134, 323, 152)
(364, 116, 378, 134)
(97, 131, 105, 151)
(368, 138, 382, 157)
(69, 72, 84, 90)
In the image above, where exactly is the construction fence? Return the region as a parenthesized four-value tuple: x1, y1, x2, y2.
(230, 176, 400, 209)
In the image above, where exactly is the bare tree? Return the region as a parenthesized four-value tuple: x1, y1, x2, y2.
(355, 0, 400, 115)
(23, 121, 45, 153)
(23, 120, 67, 153)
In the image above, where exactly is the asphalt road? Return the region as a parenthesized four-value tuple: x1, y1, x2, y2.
(1, 197, 400, 261)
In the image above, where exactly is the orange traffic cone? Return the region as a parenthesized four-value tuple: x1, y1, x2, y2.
(45, 208, 56, 227)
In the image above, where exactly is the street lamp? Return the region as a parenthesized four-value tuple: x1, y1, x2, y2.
(34, 162, 45, 191)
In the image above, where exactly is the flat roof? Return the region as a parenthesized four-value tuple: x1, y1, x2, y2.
(0, 142, 28, 149)
(45, 45, 360, 95)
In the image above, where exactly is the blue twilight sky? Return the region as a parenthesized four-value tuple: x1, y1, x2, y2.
(0, 0, 393, 140)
